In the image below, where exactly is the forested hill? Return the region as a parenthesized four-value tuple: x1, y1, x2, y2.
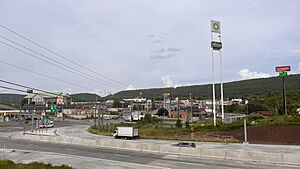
(0, 93, 25, 104)
(0, 74, 299, 104)
(70, 93, 101, 102)
(112, 74, 300, 99)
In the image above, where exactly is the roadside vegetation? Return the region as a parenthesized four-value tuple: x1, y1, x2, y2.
(88, 114, 300, 143)
(0, 160, 72, 169)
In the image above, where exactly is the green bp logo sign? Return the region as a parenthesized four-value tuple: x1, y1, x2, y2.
(211, 20, 220, 33)
(213, 23, 219, 30)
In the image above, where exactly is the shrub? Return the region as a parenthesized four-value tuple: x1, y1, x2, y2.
(185, 120, 190, 128)
(175, 118, 182, 128)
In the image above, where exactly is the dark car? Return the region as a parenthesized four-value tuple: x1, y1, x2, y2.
(172, 142, 196, 148)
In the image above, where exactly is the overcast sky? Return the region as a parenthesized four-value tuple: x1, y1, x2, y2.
(0, 0, 299, 96)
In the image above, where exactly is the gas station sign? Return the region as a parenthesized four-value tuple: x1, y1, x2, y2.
(275, 66, 291, 72)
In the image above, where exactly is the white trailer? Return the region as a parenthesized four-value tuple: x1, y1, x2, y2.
(113, 127, 139, 139)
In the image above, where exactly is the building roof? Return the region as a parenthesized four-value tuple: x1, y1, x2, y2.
(24, 92, 70, 99)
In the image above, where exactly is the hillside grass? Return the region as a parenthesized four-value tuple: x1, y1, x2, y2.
(0, 160, 72, 169)
(88, 115, 300, 143)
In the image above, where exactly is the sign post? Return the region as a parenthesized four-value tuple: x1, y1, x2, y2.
(210, 20, 224, 126)
(275, 66, 291, 115)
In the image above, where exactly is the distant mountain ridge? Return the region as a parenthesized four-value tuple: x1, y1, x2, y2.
(0, 74, 299, 104)
(112, 74, 300, 99)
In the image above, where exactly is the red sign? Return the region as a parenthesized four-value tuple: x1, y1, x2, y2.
(275, 66, 291, 72)
(57, 96, 64, 105)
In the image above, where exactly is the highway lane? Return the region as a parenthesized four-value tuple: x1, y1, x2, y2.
(0, 137, 296, 169)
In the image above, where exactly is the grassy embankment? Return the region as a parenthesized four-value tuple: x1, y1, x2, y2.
(0, 160, 72, 169)
(88, 114, 300, 143)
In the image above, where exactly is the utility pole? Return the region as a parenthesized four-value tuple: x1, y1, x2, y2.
(190, 93, 193, 123)
(275, 66, 290, 115)
(220, 49, 224, 122)
(282, 76, 287, 115)
(243, 114, 248, 144)
(94, 96, 97, 126)
(98, 106, 100, 130)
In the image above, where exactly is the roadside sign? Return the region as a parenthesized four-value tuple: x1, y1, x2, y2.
(211, 20, 220, 33)
(50, 104, 57, 113)
(211, 41, 222, 50)
(275, 66, 291, 72)
(57, 96, 64, 105)
(279, 72, 288, 77)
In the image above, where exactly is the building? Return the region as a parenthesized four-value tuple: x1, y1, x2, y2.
(24, 92, 71, 106)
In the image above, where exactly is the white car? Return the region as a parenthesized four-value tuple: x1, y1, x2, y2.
(40, 121, 54, 128)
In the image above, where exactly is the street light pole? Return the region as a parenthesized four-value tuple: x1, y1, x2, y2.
(211, 47, 216, 127)
(282, 76, 287, 115)
(190, 93, 193, 123)
(94, 96, 97, 126)
(243, 115, 248, 144)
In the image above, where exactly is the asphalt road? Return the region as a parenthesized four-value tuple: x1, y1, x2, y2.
(0, 120, 299, 169)
(0, 137, 296, 169)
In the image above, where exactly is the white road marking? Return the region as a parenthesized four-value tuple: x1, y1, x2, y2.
(65, 148, 78, 151)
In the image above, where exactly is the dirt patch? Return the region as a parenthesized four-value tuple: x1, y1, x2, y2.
(214, 125, 300, 145)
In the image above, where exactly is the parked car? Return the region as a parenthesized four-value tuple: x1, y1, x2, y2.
(172, 142, 196, 148)
(40, 121, 54, 128)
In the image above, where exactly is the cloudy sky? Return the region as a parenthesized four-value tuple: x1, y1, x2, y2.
(0, 0, 299, 95)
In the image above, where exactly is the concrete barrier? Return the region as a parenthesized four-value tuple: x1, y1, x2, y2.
(83, 138, 96, 146)
(124, 142, 142, 151)
(159, 145, 179, 154)
(200, 148, 225, 159)
(71, 137, 84, 145)
(112, 140, 126, 150)
(11, 133, 300, 166)
(179, 147, 200, 156)
(252, 152, 283, 163)
(283, 154, 300, 165)
(100, 139, 113, 148)
(225, 150, 253, 161)
(141, 143, 160, 153)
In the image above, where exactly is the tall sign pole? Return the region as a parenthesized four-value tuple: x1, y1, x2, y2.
(275, 66, 291, 115)
(211, 20, 223, 126)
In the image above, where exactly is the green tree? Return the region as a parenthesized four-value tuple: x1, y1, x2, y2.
(112, 99, 122, 108)
(185, 120, 190, 128)
(156, 108, 168, 116)
(175, 118, 182, 128)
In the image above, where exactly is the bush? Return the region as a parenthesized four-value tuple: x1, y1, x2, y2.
(185, 120, 190, 128)
(248, 114, 264, 121)
(0, 160, 72, 169)
(175, 118, 182, 128)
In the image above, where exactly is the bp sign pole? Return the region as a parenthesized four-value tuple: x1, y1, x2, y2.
(210, 20, 224, 126)
(275, 66, 291, 115)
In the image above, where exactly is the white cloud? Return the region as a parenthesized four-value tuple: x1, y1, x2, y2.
(150, 53, 176, 60)
(238, 69, 271, 80)
(161, 75, 174, 87)
(298, 63, 300, 71)
(126, 84, 136, 90)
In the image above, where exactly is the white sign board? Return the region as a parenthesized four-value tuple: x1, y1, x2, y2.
(211, 20, 220, 33)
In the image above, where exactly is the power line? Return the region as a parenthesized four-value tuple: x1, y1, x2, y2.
(0, 39, 119, 89)
(0, 79, 90, 102)
(0, 24, 128, 88)
(0, 34, 125, 89)
(0, 85, 27, 93)
(0, 59, 93, 91)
